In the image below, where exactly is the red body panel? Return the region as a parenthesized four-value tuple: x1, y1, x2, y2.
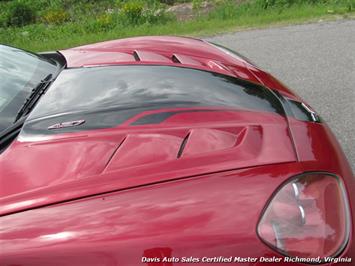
(0, 36, 353, 266)
(1, 162, 354, 266)
(60, 36, 297, 98)
(0, 110, 295, 215)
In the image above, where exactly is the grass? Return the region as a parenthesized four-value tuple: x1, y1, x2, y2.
(0, 0, 354, 52)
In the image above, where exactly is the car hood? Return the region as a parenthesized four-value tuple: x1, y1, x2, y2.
(59, 36, 262, 83)
(58, 36, 302, 99)
(0, 108, 296, 216)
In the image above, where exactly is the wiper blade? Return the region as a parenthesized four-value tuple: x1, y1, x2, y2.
(15, 74, 53, 122)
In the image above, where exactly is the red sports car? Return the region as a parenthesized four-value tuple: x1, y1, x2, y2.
(0, 36, 353, 265)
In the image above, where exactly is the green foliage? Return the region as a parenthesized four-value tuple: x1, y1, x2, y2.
(254, 0, 355, 9)
(256, 0, 300, 9)
(0, 12, 7, 27)
(42, 9, 70, 24)
(207, 1, 240, 19)
(0, 0, 354, 52)
(346, 0, 354, 10)
(0, 0, 174, 28)
(192, 0, 203, 10)
(119, 0, 173, 25)
(84, 13, 117, 32)
(143, 1, 175, 24)
(159, 0, 177, 4)
(121, 1, 144, 24)
(6, 1, 35, 27)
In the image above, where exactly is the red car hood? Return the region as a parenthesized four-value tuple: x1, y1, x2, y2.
(59, 36, 300, 99)
(0, 109, 296, 216)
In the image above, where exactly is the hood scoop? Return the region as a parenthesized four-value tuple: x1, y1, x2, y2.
(105, 127, 243, 171)
(180, 128, 242, 157)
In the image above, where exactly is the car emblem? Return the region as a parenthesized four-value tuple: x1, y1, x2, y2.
(47, 120, 85, 130)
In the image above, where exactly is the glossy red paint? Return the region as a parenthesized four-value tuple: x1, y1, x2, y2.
(59, 36, 295, 97)
(0, 109, 296, 215)
(0, 163, 354, 266)
(0, 36, 353, 266)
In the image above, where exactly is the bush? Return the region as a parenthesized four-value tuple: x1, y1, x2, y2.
(142, 7, 173, 24)
(92, 13, 115, 31)
(6, 1, 35, 27)
(120, 1, 173, 25)
(121, 1, 144, 24)
(0, 12, 7, 27)
(42, 9, 70, 24)
(192, 0, 203, 10)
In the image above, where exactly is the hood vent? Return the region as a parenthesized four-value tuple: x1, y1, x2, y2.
(172, 54, 203, 66)
(171, 54, 181, 64)
(132, 50, 141, 61)
(105, 127, 244, 172)
(177, 132, 190, 158)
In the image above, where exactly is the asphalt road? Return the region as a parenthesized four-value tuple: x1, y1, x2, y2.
(207, 19, 355, 172)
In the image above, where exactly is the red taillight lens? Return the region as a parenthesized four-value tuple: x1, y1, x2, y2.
(258, 173, 350, 259)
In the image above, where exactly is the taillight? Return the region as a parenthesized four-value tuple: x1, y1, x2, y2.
(257, 173, 350, 260)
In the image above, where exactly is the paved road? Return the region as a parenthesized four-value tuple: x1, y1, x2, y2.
(207, 20, 355, 172)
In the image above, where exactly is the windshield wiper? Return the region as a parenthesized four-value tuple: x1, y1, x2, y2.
(1, 74, 56, 153)
(15, 74, 53, 122)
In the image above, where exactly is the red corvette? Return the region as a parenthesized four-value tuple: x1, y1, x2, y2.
(0, 36, 353, 265)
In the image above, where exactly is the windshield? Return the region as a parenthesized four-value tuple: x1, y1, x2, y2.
(24, 65, 283, 135)
(0, 45, 57, 133)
